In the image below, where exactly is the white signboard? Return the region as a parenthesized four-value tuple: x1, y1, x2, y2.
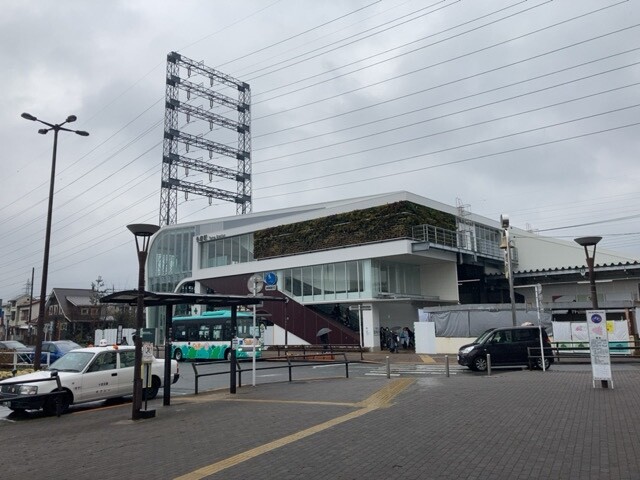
(142, 342, 154, 363)
(586, 310, 613, 388)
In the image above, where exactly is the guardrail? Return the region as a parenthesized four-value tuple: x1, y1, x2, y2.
(267, 344, 365, 360)
(0, 371, 65, 417)
(527, 343, 640, 369)
(191, 353, 350, 395)
(0, 351, 51, 370)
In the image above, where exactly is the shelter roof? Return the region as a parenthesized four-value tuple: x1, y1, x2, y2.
(100, 290, 284, 307)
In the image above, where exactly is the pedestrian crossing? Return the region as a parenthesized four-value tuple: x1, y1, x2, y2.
(364, 363, 469, 377)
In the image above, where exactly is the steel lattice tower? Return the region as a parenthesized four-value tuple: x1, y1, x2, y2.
(160, 51, 251, 226)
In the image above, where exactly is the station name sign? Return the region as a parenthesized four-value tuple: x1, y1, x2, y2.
(196, 233, 226, 243)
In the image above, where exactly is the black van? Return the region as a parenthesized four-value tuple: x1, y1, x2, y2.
(457, 326, 553, 371)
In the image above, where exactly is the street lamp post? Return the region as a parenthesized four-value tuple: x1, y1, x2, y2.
(574, 236, 602, 309)
(21, 113, 89, 370)
(574, 236, 608, 388)
(500, 214, 517, 326)
(127, 223, 160, 420)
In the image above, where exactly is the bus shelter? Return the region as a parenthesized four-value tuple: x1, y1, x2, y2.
(101, 290, 285, 406)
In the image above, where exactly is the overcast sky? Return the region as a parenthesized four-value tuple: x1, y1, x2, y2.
(1, 0, 639, 302)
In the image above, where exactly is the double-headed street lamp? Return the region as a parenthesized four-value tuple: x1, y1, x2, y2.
(21, 113, 89, 370)
(127, 223, 160, 420)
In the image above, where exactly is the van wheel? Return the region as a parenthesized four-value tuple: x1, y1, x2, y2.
(473, 356, 488, 372)
(174, 349, 183, 362)
(535, 357, 551, 370)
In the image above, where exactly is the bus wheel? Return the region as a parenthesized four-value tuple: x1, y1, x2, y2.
(224, 349, 231, 361)
(174, 349, 183, 362)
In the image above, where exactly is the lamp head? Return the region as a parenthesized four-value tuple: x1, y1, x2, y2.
(75, 130, 90, 137)
(38, 129, 48, 135)
(574, 236, 602, 248)
(65, 115, 77, 123)
(21, 112, 37, 121)
(127, 223, 160, 238)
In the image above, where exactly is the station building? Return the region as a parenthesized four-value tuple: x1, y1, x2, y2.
(144, 191, 637, 350)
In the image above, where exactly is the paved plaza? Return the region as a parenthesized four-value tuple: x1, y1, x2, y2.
(1, 361, 639, 479)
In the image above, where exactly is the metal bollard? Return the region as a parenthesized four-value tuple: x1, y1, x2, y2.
(487, 354, 492, 377)
(386, 355, 391, 379)
(445, 355, 450, 377)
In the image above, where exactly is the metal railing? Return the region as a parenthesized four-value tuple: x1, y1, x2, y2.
(191, 353, 350, 395)
(411, 224, 507, 261)
(0, 351, 52, 370)
(268, 344, 364, 360)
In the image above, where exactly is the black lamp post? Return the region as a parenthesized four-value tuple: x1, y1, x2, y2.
(21, 113, 89, 370)
(574, 235, 608, 388)
(127, 223, 160, 420)
(574, 236, 602, 309)
(500, 214, 517, 326)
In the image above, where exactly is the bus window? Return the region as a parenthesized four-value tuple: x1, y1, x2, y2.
(212, 325, 222, 341)
(199, 325, 211, 341)
(175, 325, 187, 341)
(186, 325, 200, 342)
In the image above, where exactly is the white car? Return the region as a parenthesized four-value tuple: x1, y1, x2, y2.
(0, 344, 179, 415)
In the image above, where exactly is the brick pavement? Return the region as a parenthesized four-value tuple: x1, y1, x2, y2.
(1, 365, 639, 479)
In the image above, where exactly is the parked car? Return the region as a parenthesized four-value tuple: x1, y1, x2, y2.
(0, 344, 179, 414)
(26, 340, 82, 365)
(457, 326, 553, 371)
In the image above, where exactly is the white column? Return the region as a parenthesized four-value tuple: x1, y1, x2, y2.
(361, 304, 380, 351)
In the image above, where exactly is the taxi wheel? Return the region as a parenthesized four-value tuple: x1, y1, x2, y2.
(44, 391, 71, 416)
(143, 378, 160, 400)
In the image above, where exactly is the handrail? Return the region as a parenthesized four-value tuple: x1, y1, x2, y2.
(191, 353, 350, 395)
(268, 344, 364, 360)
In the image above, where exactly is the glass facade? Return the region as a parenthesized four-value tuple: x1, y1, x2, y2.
(148, 226, 195, 293)
(279, 259, 423, 301)
(371, 260, 421, 296)
(280, 260, 370, 301)
(200, 233, 254, 268)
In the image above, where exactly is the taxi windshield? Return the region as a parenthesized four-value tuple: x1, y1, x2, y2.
(48, 352, 95, 372)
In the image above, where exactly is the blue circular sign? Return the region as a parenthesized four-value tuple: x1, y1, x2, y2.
(591, 313, 603, 323)
(264, 272, 278, 286)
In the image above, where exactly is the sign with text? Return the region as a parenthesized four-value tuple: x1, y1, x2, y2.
(586, 310, 613, 387)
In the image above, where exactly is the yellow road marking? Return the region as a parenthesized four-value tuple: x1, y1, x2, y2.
(174, 378, 414, 480)
(420, 355, 436, 364)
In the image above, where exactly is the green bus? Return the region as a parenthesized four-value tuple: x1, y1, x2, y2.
(170, 310, 262, 361)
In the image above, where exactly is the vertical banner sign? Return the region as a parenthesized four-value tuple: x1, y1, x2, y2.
(586, 310, 613, 388)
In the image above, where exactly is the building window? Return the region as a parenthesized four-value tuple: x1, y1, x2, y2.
(201, 233, 254, 268)
(280, 260, 366, 300)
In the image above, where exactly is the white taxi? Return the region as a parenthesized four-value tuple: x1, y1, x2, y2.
(0, 343, 179, 415)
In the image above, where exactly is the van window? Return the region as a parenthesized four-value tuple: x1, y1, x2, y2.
(514, 329, 536, 342)
(491, 330, 512, 343)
